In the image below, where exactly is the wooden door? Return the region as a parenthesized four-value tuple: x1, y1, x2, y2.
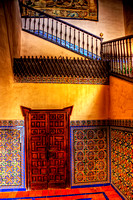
(21, 106, 73, 190)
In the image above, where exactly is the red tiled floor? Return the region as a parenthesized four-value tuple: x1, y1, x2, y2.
(0, 186, 123, 200)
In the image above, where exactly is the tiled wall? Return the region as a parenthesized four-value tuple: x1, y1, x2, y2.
(70, 125, 109, 186)
(0, 121, 25, 191)
(110, 126, 133, 200)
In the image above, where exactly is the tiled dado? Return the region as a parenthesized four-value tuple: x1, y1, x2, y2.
(71, 126, 110, 186)
(0, 119, 132, 193)
(0, 122, 25, 190)
(110, 127, 133, 200)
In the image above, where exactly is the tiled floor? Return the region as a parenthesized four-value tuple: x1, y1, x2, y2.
(0, 186, 123, 200)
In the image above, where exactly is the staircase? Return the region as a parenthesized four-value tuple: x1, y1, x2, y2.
(21, 3, 102, 60)
(14, 3, 132, 84)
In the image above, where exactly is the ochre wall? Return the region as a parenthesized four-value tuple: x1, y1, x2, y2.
(0, 83, 109, 120)
(0, 1, 109, 121)
(109, 76, 133, 119)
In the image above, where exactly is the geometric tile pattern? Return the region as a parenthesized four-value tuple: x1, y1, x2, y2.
(71, 127, 109, 186)
(70, 119, 133, 127)
(0, 126, 25, 189)
(111, 127, 133, 200)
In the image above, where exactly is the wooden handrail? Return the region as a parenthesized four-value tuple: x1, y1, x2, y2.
(102, 35, 133, 44)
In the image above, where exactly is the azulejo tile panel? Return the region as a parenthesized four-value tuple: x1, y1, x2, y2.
(111, 127, 133, 200)
(0, 126, 25, 189)
(71, 126, 109, 186)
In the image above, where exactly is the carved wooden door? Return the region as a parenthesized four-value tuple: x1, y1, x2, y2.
(21, 106, 73, 190)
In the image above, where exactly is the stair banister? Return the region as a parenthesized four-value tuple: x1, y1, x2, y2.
(21, 3, 102, 59)
(102, 35, 133, 78)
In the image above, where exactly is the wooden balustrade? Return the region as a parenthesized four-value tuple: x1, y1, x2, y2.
(102, 35, 133, 77)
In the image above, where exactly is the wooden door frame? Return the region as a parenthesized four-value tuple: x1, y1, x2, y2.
(21, 106, 73, 190)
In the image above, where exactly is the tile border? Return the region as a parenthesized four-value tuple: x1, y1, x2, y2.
(14, 76, 109, 85)
(70, 120, 109, 126)
(71, 120, 133, 127)
(109, 119, 133, 127)
(0, 120, 24, 126)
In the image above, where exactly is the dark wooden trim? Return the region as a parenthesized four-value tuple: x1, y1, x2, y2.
(21, 106, 30, 190)
(110, 73, 133, 83)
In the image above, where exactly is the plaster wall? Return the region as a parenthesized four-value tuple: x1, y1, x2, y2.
(2, 0, 21, 59)
(109, 76, 133, 119)
(0, 82, 109, 120)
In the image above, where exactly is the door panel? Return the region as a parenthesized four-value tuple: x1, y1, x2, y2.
(48, 113, 67, 188)
(29, 113, 48, 190)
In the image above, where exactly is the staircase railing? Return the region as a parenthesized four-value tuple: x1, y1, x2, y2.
(102, 35, 133, 78)
(21, 3, 103, 60)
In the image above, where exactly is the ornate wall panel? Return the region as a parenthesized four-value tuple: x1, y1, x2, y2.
(70, 126, 109, 186)
(111, 127, 133, 200)
(0, 124, 25, 190)
(22, 0, 98, 21)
